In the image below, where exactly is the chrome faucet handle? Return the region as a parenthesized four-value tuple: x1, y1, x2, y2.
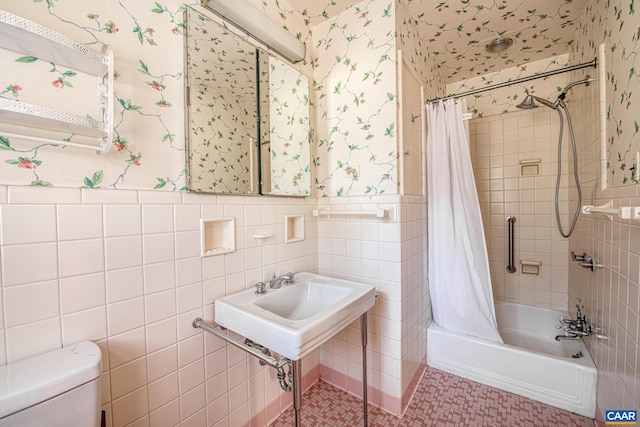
(571, 251, 588, 262)
(255, 281, 267, 295)
(575, 298, 584, 319)
(579, 257, 603, 271)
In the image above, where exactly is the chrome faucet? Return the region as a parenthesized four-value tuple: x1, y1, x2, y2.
(269, 272, 295, 289)
(555, 298, 593, 341)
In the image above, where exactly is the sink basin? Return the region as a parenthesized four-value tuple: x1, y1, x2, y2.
(214, 273, 376, 360)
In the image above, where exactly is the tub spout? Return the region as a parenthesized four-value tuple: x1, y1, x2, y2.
(555, 334, 582, 341)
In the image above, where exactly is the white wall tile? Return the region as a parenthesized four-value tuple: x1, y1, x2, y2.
(146, 317, 177, 354)
(109, 327, 146, 368)
(143, 261, 176, 294)
(104, 205, 142, 237)
(177, 283, 203, 314)
(106, 267, 143, 304)
(1, 243, 58, 286)
(111, 386, 149, 427)
(179, 359, 205, 394)
(149, 399, 180, 427)
(142, 205, 174, 234)
(61, 307, 107, 344)
(57, 205, 103, 241)
(149, 372, 179, 411)
(108, 298, 145, 336)
(5, 317, 61, 363)
(7, 186, 80, 204)
(176, 257, 202, 287)
(60, 273, 105, 314)
(110, 357, 148, 400)
(147, 344, 178, 383)
(145, 290, 176, 324)
(0, 205, 56, 245)
(178, 334, 204, 368)
(105, 236, 142, 270)
(4, 280, 59, 327)
(175, 231, 200, 259)
(174, 205, 201, 232)
(59, 239, 104, 277)
(143, 233, 174, 264)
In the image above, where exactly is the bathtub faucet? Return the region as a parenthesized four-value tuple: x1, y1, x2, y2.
(555, 325, 593, 341)
(555, 299, 593, 341)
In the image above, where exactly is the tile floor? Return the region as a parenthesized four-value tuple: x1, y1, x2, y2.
(270, 367, 597, 426)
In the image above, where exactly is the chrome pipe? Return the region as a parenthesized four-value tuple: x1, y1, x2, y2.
(292, 359, 302, 427)
(506, 216, 517, 273)
(360, 312, 369, 427)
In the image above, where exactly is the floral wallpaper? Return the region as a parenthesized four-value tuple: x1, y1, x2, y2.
(407, 0, 588, 83)
(185, 8, 258, 193)
(266, 56, 311, 195)
(0, 0, 191, 190)
(573, 0, 640, 187)
(311, 0, 400, 197)
(395, 0, 445, 101)
(446, 54, 570, 118)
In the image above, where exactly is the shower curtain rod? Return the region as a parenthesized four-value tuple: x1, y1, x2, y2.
(427, 58, 598, 104)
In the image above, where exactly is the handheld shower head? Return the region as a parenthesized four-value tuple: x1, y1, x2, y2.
(516, 95, 557, 110)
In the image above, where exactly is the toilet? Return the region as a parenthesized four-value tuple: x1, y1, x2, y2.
(0, 341, 102, 427)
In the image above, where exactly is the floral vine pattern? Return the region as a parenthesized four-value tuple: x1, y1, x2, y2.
(407, 0, 587, 83)
(0, 0, 193, 189)
(311, 0, 399, 196)
(266, 57, 311, 195)
(574, 0, 640, 187)
(447, 54, 570, 118)
(185, 9, 258, 193)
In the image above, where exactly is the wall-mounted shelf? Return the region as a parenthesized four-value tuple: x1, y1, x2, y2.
(582, 200, 640, 221)
(313, 209, 387, 219)
(0, 10, 113, 155)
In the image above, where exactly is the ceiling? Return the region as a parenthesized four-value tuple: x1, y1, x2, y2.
(285, 0, 588, 84)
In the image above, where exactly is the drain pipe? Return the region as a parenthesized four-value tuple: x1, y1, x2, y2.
(192, 317, 292, 391)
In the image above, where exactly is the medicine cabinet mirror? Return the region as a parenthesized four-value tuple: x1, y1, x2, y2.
(185, 7, 310, 196)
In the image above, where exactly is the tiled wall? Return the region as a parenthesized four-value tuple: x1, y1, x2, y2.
(315, 196, 404, 413)
(0, 185, 319, 426)
(566, 42, 640, 423)
(314, 194, 428, 416)
(468, 109, 570, 311)
(567, 0, 640, 421)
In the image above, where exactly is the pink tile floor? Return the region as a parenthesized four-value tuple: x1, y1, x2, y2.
(270, 367, 597, 426)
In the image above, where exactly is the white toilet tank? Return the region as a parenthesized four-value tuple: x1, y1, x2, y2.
(0, 341, 102, 427)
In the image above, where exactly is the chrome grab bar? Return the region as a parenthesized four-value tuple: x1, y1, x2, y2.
(506, 216, 517, 273)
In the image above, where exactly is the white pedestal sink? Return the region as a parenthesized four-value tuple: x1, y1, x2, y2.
(214, 272, 376, 360)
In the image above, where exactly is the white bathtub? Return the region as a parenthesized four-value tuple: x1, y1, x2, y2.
(427, 302, 596, 418)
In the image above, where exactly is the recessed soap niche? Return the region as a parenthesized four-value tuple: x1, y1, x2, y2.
(285, 214, 304, 243)
(520, 158, 541, 176)
(201, 217, 235, 257)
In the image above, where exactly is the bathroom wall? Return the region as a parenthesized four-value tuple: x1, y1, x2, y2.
(568, 0, 640, 420)
(309, 0, 437, 415)
(467, 109, 571, 311)
(0, 185, 319, 426)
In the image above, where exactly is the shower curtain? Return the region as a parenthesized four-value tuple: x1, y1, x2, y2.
(426, 99, 502, 343)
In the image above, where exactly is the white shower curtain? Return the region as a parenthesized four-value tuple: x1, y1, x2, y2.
(426, 99, 502, 343)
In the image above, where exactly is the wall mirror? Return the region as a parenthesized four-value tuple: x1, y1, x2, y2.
(185, 7, 310, 196)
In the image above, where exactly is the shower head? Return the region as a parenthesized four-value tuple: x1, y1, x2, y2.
(516, 95, 557, 110)
(516, 95, 538, 110)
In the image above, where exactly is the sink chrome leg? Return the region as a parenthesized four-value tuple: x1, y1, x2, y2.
(360, 312, 368, 426)
(292, 359, 302, 427)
